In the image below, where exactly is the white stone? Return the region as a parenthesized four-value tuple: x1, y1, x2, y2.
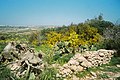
(63, 64, 69, 68)
(99, 52, 104, 57)
(81, 60, 93, 68)
(72, 75, 79, 80)
(90, 71, 97, 77)
(68, 59, 79, 65)
(116, 64, 120, 68)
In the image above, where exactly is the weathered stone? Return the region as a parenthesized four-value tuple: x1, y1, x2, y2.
(29, 56, 42, 64)
(8, 62, 21, 71)
(3, 42, 115, 78)
(77, 56, 88, 63)
(72, 75, 79, 80)
(58, 49, 115, 78)
(99, 52, 104, 57)
(81, 60, 93, 68)
(3, 42, 15, 54)
(68, 59, 79, 65)
(77, 66, 84, 72)
(116, 64, 120, 68)
(90, 71, 97, 77)
(56, 73, 61, 77)
(60, 68, 72, 76)
(1, 42, 44, 78)
(23, 52, 33, 61)
(52, 64, 60, 68)
(63, 64, 69, 68)
(69, 65, 78, 72)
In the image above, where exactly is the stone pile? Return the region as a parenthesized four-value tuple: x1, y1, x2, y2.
(58, 49, 115, 78)
(0, 42, 44, 77)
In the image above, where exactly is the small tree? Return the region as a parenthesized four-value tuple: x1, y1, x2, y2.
(29, 31, 40, 46)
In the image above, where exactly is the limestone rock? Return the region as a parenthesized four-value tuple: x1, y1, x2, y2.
(90, 71, 97, 77)
(29, 56, 42, 64)
(116, 64, 120, 68)
(68, 59, 79, 65)
(72, 75, 79, 80)
(69, 65, 84, 72)
(81, 60, 93, 68)
(58, 49, 115, 78)
(99, 52, 104, 57)
(1, 42, 44, 78)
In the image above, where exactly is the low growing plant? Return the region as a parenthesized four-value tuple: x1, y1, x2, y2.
(38, 67, 57, 80)
(0, 64, 18, 80)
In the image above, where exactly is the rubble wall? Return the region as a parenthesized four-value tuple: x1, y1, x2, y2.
(58, 49, 115, 77)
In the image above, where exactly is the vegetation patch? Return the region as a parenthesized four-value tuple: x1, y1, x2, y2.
(98, 73, 109, 79)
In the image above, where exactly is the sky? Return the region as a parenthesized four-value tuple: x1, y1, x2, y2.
(0, 0, 120, 26)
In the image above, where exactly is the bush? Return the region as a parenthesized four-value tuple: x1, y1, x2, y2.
(38, 67, 57, 80)
(52, 41, 74, 65)
(43, 24, 103, 48)
(98, 73, 109, 79)
(103, 26, 120, 56)
(0, 64, 18, 80)
(0, 43, 6, 53)
(54, 53, 74, 65)
(116, 76, 120, 80)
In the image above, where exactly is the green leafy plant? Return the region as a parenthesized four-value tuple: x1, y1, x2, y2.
(54, 53, 74, 65)
(102, 67, 120, 73)
(0, 43, 6, 53)
(109, 57, 120, 65)
(0, 64, 18, 80)
(53, 41, 74, 65)
(76, 70, 90, 78)
(38, 67, 57, 80)
(98, 73, 109, 79)
(116, 76, 120, 80)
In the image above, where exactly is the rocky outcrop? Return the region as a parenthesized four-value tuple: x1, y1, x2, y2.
(58, 49, 115, 78)
(0, 42, 44, 78)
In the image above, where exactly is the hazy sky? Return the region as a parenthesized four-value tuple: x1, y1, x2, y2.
(0, 0, 120, 26)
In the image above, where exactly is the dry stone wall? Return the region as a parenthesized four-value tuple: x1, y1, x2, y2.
(0, 42, 116, 79)
(57, 49, 115, 78)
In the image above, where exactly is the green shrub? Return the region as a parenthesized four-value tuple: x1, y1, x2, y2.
(34, 44, 55, 64)
(52, 41, 74, 65)
(116, 76, 120, 80)
(0, 64, 18, 80)
(76, 70, 90, 78)
(0, 43, 6, 53)
(109, 57, 120, 65)
(102, 67, 120, 73)
(43, 53, 55, 64)
(103, 27, 120, 56)
(35, 44, 52, 53)
(98, 73, 109, 79)
(54, 53, 74, 65)
(38, 67, 57, 80)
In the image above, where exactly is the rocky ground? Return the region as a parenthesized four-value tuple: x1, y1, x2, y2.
(0, 42, 44, 79)
(0, 42, 120, 80)
(71, 65, 120, 80)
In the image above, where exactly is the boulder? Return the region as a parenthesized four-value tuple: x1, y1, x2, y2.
(68, 59, 79, 65)
(72, 75, 79, 80)
(99, 52, 104, 57)
(29, 56, 42, 64)
(81, 60, 93, 68)
(90, 71, 97, 77)
(116, 64, 120, 68)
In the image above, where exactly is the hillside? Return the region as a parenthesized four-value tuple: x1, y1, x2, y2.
(0, 15, 120, 80)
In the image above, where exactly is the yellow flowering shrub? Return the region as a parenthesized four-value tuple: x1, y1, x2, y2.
(44, 31, 62, 47)
(44, 25, 103, 48)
